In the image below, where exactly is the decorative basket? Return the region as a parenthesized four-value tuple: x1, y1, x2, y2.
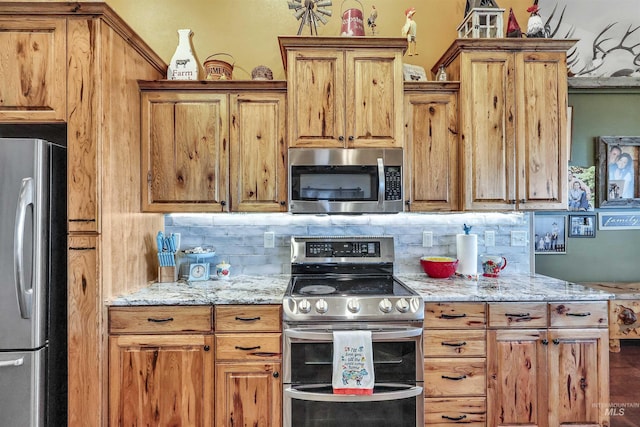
(204, 53, 234, 80)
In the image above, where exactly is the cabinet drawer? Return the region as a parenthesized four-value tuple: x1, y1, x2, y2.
(215, 333, 281, 360)
(424, 330, 486, 357)
(425, 397, 486, 426)
(549, 302, 608, 328)
(424, 358, 486, 397)
(488, 302, 547, 328)
(425, 303, 486, 329)
(215, 305, 281, 332)
(610, 300, 640, 339)
(109, 306, 212, 334)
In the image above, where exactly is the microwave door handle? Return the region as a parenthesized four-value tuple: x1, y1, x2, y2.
(14, 177, 34, 319)
(285, 385, 423, 402)
(377, 157, 384, 209)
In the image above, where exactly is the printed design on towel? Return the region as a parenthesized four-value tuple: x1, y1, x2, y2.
(339, 345, 370, 386)
(340, 345, 370, 386)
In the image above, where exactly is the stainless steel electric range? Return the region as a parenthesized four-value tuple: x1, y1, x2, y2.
(282, 236, 424, 427)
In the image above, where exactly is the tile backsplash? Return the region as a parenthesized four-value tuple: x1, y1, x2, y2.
(165, 212, 532, 276)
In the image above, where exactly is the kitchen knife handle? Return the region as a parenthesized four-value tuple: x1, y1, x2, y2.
(14, 177, 34, 319)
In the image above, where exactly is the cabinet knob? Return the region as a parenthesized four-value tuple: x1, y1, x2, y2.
(541, 339, 549, 345)
(520, 199, 526, 204)
(204, 345, 210, 351)
(273, 371, 279, 378)
(338, 136, 345, 141)
(280, 201, 286, 206)
(405, 200, 411, 206)
(348, 136, 354, 141)
(220, 200, 227, 207)
(553, 338, 560, 345)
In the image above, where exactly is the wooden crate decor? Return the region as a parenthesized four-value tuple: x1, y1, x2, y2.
(458, 0, 505, 38)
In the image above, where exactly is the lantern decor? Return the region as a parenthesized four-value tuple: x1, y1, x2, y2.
(457, 0, 505, 39)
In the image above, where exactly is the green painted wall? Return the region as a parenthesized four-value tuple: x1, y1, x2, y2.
(535, 88, 640, 282)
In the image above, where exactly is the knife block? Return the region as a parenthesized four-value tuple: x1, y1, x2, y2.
(158, 266, 177, 283)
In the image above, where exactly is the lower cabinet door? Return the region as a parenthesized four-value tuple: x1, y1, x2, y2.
(215, 362, 282, 427)
(109, 334, 214, 426)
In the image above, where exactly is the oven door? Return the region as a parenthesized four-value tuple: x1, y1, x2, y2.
(284, 383, 422, 427)
(283, 325, 423, 427)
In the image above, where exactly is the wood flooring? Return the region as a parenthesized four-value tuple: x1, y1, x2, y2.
(610, 341, 640, 427)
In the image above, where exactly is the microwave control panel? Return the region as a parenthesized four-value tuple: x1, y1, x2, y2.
(384, 167, 402, 201)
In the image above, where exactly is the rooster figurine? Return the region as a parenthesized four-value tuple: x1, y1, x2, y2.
(526, 0, 546, 38)
(367, 5, 378, 35)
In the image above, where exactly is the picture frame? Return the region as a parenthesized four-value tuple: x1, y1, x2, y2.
(597, 136, 640, 208)
(533, 214, 567, 254)
(568, 214, 596, 238)
(598, 212, 640, 230)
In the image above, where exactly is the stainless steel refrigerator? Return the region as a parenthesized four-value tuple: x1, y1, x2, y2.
(0, 138, 67, 426)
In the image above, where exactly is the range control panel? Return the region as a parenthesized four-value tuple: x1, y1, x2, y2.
(306, 241, 380, 258)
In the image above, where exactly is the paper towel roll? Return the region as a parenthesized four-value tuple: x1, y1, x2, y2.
(456, 234, 478, 275)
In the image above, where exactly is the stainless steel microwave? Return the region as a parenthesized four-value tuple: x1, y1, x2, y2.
(288, 148, 403, 214)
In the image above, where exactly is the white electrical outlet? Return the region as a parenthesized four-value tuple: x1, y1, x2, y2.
(264, 232, 275, 248)
(422, 231, 433, 248)
(485, 230, 495, 247)
(511, 231, 527, 247)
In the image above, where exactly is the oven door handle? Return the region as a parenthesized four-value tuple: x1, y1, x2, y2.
(284, 327, 423, 341)
(285, 384, 423, 402)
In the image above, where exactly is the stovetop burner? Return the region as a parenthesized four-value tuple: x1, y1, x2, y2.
(298, 285, 337, 295)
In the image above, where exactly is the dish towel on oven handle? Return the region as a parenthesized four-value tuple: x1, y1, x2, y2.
(332, 330, 375, 395)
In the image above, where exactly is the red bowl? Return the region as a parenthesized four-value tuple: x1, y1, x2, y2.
(420, 257, 458, 278)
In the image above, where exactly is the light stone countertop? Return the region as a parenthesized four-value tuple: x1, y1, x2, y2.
(109, 273, 614, 306)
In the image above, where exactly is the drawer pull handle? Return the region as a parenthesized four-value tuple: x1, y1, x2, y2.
(441, 374, 467, 381)
(441, 341, 467, 347)
(505, 312, 530, 318)
(566, 312, 591, 317)
(147, 317, 174, 323)
(440, 313, 467, 319)
(442, 415, 467, 421)
(251, 352, 281, 358)
(236, 345, 261, 351)
(235, 316, 261, 322)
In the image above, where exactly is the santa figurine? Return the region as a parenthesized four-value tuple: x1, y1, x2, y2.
(506, 8, 523, 38)
(401, 7, 417, 56)
(526, 0, 546, 38)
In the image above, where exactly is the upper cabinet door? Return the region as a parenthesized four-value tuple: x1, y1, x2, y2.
(141, 92, 229, 212)
(459, 51, 517, 211)
(0, 18, 66, 122)
(515, 51, 568, 210)
(287, 50, 345, 148)
(229, 92, 288, 212)
(404, 88, 459, 211)
(345, 49, 404, 148)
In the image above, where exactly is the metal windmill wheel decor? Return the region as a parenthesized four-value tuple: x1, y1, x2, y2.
(288, 0, 332, 35)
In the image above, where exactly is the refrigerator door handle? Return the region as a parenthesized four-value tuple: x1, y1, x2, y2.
(0, 357, 25, 368)
(14, 177, 34, 319)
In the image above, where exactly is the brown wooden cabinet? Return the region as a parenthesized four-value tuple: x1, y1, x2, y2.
(424, 302, 487, 426)
(139, 81, 287, 212)
(433, 39, 575, 211)
(0, 17, 66, 122)
(108, 306, 214, 426)
(404, 83, 459, 211)
(280, 36, 405, 148)
(0, 5, 168, 426)
(214, 305, 282, 427)
(487, 301, 610, 427)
